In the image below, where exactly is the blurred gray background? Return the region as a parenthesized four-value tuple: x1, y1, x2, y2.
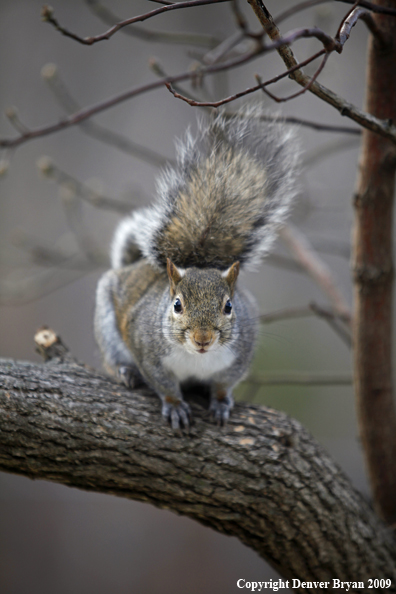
(0, 1, 377, 592)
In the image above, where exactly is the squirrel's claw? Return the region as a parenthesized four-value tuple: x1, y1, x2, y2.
(162, 400, 191, 432)
(210, 395, 233, 426)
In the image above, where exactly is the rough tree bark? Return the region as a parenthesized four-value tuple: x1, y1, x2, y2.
(352, 0, 396, 526)
(0, 333, 395, 593)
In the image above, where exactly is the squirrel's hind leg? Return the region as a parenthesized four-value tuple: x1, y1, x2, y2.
(95, 269, 142, 388)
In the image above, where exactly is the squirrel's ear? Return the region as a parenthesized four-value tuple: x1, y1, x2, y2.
(167, 258, 184, 297)
(222, 261, 240, 296)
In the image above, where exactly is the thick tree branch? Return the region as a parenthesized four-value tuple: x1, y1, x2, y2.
(0, 336, 395, 589)
(352, 0, 396, 525)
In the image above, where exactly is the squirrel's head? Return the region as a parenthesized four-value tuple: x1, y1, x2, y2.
(166, 258, 240, 355)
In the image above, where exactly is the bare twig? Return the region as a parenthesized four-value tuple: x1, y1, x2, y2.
(256, 51, 329, 103)
(309, 237, 351, 259)
(149, 59, 207, 106)
(239, 114, 360, 135)
(279, 224, 352, 323)
(5, 107, 30, 135)
(336, 3, 389, 48)
(259, 303, 350, 325)
(276, 0, 396, 18)
(84, 0, 219, 47)
(41, 1, 230, 46)
(230, 0, 258, 38)
(37, 156, 134, 214)
(246, 1, 396, 142)
(275, 0, 330, 24)
(259, 302, 352, 347)
(0, 267, 95, 305)
(164, 48, 327, 107)
(11, 229, 106, 270)
(264, 253, 304, 272)
(302, 136, 360, 167)
(41, 64, 170, 168)
(0, 44, 264, 150)
(58, 185, 100, 261)
(310, 302, 352, 347)
(202, 31, 246, 65)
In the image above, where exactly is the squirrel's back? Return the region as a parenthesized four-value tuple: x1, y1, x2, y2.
(111, 106, 299, 271)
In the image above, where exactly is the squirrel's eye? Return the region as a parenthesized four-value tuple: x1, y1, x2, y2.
(174, 298, 183, 313)
(224, 299, 232, 315)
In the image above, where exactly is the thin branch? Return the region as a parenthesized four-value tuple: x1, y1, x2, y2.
(259, 303, 350, 325)
(264, 253, 304, 272)
(309, 236, 351, 259)
(246, 1, 396, 142)
(256, 51, 329, 103)
(5, 107, 30, 135)
(0, 267, 94, 306)
(41, 1, 230, 46)
(2, 7, 394, 151)
(149, 59, 208, 107)
(11, 229, 106, 270)
(148, 1, 175, 5)
(238, 114, 361, 134)
(0, 44, 264, 150)
(41, 64, 170, 168)
(279, 224, 352, 323)
(259, 302, 352, 347)
(202, 30, 246, 65)
(301, 136, 360, 167)
(275, 0, 330, 24)
(164, 48, 327, 107)
(310, 302, 352, 347)
(276, 0, 396, 19)
(84, 0, 219, 47)
(57, 184, 100, 262)
(36, 156, 134, 214)
(336, 3, 389, 48)
(230, 0, 258, 38)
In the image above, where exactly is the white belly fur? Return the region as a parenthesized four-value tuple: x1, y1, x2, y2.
(162, 344, 236, 383)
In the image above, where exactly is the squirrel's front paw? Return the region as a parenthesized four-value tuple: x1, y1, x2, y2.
(210, 393, 234, 426)
(162, 397, 191, 432)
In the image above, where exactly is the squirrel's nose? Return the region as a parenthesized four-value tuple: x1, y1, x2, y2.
(192, 330, 213, 348)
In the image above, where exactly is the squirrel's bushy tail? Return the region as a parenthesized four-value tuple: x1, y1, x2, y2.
(111, 106, 300, 270)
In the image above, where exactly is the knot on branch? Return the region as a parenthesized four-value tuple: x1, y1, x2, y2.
(34, 326, 77, 364)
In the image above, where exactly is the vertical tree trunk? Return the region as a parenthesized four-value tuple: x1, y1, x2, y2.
(353, 0, 396, 524)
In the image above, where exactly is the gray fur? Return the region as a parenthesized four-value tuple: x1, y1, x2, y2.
(111, 106, 299, 271)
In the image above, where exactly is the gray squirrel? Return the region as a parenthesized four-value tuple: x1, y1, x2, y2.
(94, 106, 299, 430)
